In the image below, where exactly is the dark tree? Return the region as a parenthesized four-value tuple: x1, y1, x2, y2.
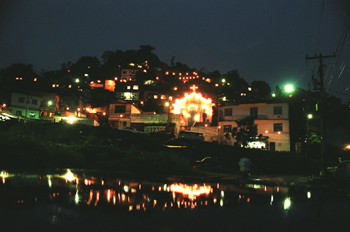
(251, 80, 271, 99)
(231, 117, 257, 147)
(0, 63, 38, 92)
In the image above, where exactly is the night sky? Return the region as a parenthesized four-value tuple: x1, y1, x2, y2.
(1, 0, 349, 102)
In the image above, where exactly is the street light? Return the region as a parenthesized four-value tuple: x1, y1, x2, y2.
(307, 114, 313, 119)
(284, 85, 294, 93)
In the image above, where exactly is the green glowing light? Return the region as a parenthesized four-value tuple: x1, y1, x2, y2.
(284, 85, 294, 93)
(307, 114, 313, 119)
(284, 197, 291, 210)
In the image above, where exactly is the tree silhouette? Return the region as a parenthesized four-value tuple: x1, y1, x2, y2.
(231, 117, 257, 147)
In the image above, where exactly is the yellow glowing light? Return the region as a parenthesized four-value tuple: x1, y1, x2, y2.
(62, 169, 75, 181)
(68, 117, 76, 124)
(0, 170, 12, 179)
(170, 184, 212, 201)
(173, 92, 212, 115)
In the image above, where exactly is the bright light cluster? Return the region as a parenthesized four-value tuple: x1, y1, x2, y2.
(170, 184, 212, 201)
(173, 92, 212, 117)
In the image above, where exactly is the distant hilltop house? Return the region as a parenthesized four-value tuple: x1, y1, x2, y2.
(218, 102, 290, 152)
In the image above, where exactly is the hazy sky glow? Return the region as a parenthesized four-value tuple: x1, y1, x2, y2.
(1, 0, 349, 101)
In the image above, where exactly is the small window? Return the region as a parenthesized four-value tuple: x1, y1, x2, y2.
(224, 108, 232, 116)
(154, 95, 158, 99)
(250, 107, 258, 119)
(114, 105, 126, 113)
(123, 121, 127, 126)
(274, 106, 282, 115)
(16, 111, 22, 115)
(32, 99, 38, 105)
(274, 123, 283, 132)
(133, 85, 139, 90)
(224, 125, 232, 133)
(18, 97, 25, 103)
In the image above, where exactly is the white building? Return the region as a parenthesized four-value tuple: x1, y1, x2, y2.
(9, 92, 42, 119)
(218, 102, 290, 151)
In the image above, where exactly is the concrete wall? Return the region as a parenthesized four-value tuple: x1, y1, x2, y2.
(190, 126, 219, 142)
(131, 114, 180, 135)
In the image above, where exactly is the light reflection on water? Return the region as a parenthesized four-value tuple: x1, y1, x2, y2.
(0, 169, 349, 214)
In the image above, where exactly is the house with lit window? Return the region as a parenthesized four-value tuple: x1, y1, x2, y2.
(218, 102, 290, 151)
(108, 100, 180, 134)
(8, 92, 41, 120)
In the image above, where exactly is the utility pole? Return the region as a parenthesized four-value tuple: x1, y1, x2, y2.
(305, 53, 336, 176)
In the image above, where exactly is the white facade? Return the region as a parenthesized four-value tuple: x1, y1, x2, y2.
(218, 103, 290, 151)
(9, 93, 41, 119)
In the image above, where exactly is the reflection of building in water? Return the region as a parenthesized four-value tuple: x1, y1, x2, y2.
(1, 170, 304, 212)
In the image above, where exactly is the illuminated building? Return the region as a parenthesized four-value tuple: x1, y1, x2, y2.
(8, 92, 41, 119)
(219, 103, 290, 151)
(173, 85, 213, 127)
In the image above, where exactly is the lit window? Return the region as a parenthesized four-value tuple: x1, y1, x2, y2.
(84, 74, 89, 77)
(34, 78, 37, 82)
(127, 86, 131, 90)
(133, 85, 139, 90)
(165, 71, 169, 75)
(154, 95, 158, 99)
(68, 85, 72, 88)
(52, 84, 56, 88)
(161, 95, 166, 100)
(29, 112, 35, 118)
(248, 87, 252, 91)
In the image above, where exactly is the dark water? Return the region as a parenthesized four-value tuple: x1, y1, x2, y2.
(0, 169, 349, 232)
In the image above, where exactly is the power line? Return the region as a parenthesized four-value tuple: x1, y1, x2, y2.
(325, 6, 350, 92)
